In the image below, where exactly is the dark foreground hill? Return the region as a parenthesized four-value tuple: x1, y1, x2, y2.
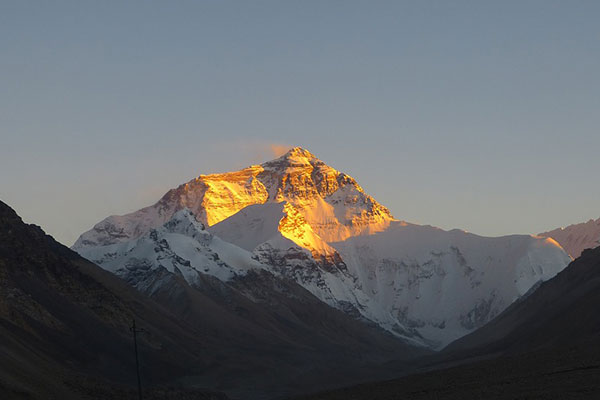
(0, 200, 228, 399)
(0, 200, 424, 400)
(297, 246, 600, 399)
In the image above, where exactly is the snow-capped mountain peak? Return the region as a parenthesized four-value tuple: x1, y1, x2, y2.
(73, 149, 572, 349)
(73, 147, 394, 254)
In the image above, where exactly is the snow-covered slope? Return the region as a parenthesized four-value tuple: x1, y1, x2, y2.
(209, 206, 570, 348)
(74, 147, 572, 349)
(79, 209, 265, 287)
(539, 218, 600, 258)
(332, 223, 570, 347)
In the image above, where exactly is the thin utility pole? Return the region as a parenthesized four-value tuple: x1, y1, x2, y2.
(130, 319, 145, 400)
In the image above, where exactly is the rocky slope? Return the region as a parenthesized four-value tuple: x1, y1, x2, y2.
(0, 200, 225, 399)
(539, 217, 600, 258)
(74, 147, 571, 349)
(1, 200, 421, 400)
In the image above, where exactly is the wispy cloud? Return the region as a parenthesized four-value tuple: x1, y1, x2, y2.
(211, 140, 294, 167)
(269, 144, 292, 158)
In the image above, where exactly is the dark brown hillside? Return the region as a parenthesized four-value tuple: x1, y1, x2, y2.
(0, 200, 227, 399)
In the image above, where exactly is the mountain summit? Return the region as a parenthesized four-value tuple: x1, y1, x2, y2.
(74, 148, 570, 348)
(74, 147, 393, 259)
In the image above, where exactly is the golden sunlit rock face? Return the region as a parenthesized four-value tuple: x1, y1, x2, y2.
(199, 166, 269, 226)
(160, 147, 395, 255)
(278, 202, 338, 259)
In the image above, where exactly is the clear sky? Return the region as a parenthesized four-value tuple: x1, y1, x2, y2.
(2, 1, 599, 246)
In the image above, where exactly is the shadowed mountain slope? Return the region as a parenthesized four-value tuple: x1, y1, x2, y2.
(0, 200, 226, 399)
(0, 200, 425, 400)
(296, 245, 600, 399)
(445, 245, 600, 355)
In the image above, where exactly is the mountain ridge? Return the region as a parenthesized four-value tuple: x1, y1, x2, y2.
(539, 217, 600, 258)
(73, 147, 571, 349)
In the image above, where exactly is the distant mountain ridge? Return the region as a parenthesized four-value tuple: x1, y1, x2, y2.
(539, 217, 600, 258)
(74, 147, 571, 348)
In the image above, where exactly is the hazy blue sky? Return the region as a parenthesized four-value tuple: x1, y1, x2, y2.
(2, 1, 599, 245)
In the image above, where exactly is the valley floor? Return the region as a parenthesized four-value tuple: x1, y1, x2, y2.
(295, 343, 600, 400)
